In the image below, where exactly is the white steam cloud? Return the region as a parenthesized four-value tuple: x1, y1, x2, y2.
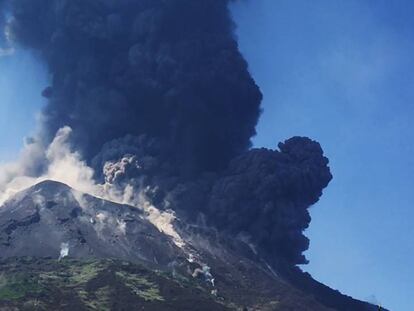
(0, 126, 185, 248)
(0, 126, 96, 204)
(58, 242, 69, 260)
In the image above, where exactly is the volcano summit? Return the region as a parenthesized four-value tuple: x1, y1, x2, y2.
(0, 180, 381, 310)
(0, 0, 386, 310)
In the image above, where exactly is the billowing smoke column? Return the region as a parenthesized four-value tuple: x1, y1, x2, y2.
(2, 0, 332, 266)
(208, 137, 332, 264)
(7, 0, 261, 174)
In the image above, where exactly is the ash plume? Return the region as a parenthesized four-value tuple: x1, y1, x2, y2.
(208, 137, 332, 264)
(8, 0, 262, 174)
(2, 0, 332, 267)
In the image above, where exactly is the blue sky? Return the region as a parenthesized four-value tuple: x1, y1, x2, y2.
(0, 1, 412, 310)
(0, 49, 47, 162)
(231, 1, 414, 310)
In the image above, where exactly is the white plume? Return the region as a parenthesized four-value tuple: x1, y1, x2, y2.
(0, 126, 185, 248)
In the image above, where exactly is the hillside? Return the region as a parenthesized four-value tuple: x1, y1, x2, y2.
(0, 181, 383, 310)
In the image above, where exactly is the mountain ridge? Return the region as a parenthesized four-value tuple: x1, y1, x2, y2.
(0, 180, 386, 311)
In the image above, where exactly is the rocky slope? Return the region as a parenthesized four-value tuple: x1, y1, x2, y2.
(0, 181, 384, 310)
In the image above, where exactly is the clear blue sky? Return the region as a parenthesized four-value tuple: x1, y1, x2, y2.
(0, 1, 412, 310)
(231, 1, 414, 310)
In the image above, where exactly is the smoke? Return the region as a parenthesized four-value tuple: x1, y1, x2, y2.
(0, 126, 95, 204)
(208, 137, 332, 264)
(7, 0, 262, 174)
(1, 0, 332, 266)
(0, 126, 187, 249)
(58, 242, 69, 260)
(0, 138, 46, 204)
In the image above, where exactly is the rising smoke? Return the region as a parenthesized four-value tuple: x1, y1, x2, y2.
(7, 0, 262, 174)
(0, 0, 332, 267)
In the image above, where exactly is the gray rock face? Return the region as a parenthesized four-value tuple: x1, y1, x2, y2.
(0, 180, 182, 265)
(0, 180, 382, 311)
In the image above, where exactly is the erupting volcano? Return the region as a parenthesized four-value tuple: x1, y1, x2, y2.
(0, 1, 385, 310)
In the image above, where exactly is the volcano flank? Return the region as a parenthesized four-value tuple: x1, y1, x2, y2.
(0, 0, 388, 310)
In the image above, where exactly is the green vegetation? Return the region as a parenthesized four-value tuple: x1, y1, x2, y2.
(0, 258, 229, 311)
(116, 270, 164, 301)
(0, 274, 43, 300)
(68, 261, 103, 285)
(79, 286, 112, 311)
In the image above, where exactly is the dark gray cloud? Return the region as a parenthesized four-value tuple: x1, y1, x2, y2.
(208, 137, 332, 264)
(8, 0, 262, 174)
(5, 0, 332, 267)
(166, 137, 332, 265)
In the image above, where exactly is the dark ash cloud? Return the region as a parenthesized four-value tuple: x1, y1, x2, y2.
(5, 0, 332, 267)
(166, 137, 332, 265)
(9, 0, 262, 174)
(208, 137, 332, 264)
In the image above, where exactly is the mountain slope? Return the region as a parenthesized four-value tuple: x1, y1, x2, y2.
(0, 181, 384, 310)
(0, 257, 230, 311)
(0, 180, 182, 264)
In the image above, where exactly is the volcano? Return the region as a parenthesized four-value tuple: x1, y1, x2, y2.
(0, 180, 383, 311)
